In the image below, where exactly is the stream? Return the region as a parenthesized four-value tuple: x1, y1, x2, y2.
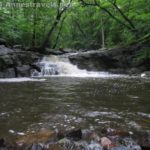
(0, 55, 150, 140)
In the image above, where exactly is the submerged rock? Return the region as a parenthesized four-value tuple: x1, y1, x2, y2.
(87, 142, 103, 150)
(139, 131, 150, 150)
(122, 138, 142, 150)
(110, 146, 130, 150)
(30, 143, 43, 150)
(101, 128, 131, 137)
(57, 129, 82, 141)
(16, 130, 55, 146)
(0, 139, 5, 148)
(100, 137, 112, 149)
(1, 128, 145, 150)
(66, 129, 82, 141)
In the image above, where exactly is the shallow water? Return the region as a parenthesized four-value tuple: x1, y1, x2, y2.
(0, 77, 150, 138)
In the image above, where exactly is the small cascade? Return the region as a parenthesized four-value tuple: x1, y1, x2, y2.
(32, 55, 122, 78)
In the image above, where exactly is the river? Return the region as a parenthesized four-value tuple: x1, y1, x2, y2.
(0, 76, 150, 138)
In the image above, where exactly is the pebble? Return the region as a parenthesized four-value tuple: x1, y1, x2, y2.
(17, 132, 25, 136)
(8, 130, 15, 134)
(95, 119, 100, 122)
(87, 142, 103, 150)
(101, 137, 112, 148)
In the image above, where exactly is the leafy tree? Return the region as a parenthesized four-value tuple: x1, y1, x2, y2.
(0, 0, 149, 51)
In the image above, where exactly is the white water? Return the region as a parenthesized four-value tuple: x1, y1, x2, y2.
(0, 78, 46, 83)
(32, 55, 125, 78)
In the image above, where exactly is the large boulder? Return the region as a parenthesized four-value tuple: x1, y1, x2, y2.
(0, 68, 16, 78)
(0, 45, 14, 55)
(69, 50, 125, 72)
(69, 44, 150, 74)
(0, 39, 7, 46)
(0, 45, 42, 78)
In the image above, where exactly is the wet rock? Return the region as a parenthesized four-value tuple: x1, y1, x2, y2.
(127, 68, 141, 75)
(110, 146, 130, 150)
(0, 45, 42, 78)
(108, 68, 126, 74)
(58, 138, 72, 146)
(29, 64, 41, 72)
(66, 129, 82, 141)
(45, 49, 65, 55)
(69, 51, 119, 72)
(0, 139, 5, 147)
(101, 128, 130, 137)
(16, 130, 55, 145)
(74, 141, 88, 149)
(100, 137, 112, 149)
(57, 130, 65, 140)
(57, 129, 82, 141)
(13, 45, 23, 49)
(139, 132, 150, 150)
(57, 138, 77, 150)
(58, 138, 88, 150)
(0, 138, 16, 150)
(82, 129, 100, 142)
(87, 141, 103, 150)
(16, 65, 31, 77)
(0, 38, 7, 46)
(47, 144, 63, 150)
(0, 68, 16, 78)
(30, 143, 43, 150)
(0, 45, 13, 55)
(122, 138, 142, 150)
(69, 41, 150, 74)
(141, 71, 150, 78)
(1, 128, 147, 150)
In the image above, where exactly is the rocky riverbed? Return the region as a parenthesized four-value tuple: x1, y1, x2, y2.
(0, 128, 150, 150)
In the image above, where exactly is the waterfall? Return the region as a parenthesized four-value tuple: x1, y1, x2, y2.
(32, 55, 123, 78)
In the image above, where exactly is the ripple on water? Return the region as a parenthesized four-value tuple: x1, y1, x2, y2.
(127, 95, 139, 99)
(29, 114, 86, 131)
(127, 121, 141, 130)
(137, 112, 150, 118)
(0, 112, 10, 118)
(84, 111, 122, 119)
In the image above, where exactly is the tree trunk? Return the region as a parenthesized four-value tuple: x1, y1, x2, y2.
(32, 0, 37, 47)
(40, 0, 72, 52)
(53, 16, 66, 49)
(101, 17, 105, 48)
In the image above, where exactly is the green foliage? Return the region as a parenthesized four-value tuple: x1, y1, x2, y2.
(0, 0, 149, 50)
(135, 47, 150, 61)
